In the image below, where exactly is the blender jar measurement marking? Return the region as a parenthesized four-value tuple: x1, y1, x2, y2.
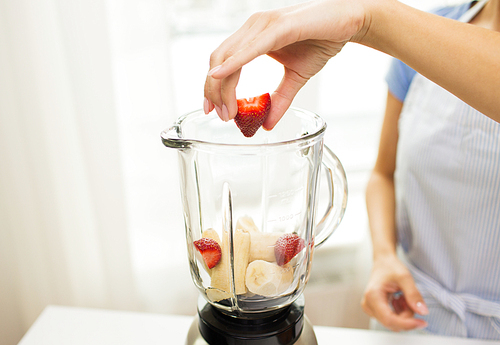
(268, 187, 303, 200)
(267, 187, 304, 223)
(268, 212, 302, 223)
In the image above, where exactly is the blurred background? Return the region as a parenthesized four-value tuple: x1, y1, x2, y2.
(0, 0, 458, 343)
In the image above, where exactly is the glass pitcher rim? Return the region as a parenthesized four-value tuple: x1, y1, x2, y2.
(161, 106, 327, 149)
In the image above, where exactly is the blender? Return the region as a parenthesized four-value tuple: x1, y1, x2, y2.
(162, 107, 348, 344)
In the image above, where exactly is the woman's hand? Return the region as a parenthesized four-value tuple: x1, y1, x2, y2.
(203, 0, 367, 128)
(205, 0, 500, 126)
(361, 254, 429, 331)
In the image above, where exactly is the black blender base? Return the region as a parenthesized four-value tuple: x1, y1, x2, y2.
(185, 300, 318, 345)
(186, 314, 317, 345)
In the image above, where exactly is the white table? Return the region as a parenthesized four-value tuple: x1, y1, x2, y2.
(18, 305, 500, 344)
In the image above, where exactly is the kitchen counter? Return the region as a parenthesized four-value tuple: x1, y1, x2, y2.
(18, 305, 500, 344)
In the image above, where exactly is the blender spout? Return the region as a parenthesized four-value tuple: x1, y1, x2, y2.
(161, 125, 190, 149)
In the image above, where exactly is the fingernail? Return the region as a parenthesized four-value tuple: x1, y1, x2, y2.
(208, 65, 221, 77)
(417, 321, 429, 330)
(416, 301, 429, 315)
(203, 97, 209, 114)
(214, 104, 222, 119)
(222, 104, 229, 122)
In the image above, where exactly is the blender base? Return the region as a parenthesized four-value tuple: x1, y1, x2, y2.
(185, 298, 318, 345)
(186, 314, 317, 345)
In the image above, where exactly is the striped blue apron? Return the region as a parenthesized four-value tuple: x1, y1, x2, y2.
(394, 0, 500, 339)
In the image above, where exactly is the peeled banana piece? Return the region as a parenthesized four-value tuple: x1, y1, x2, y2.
(204, 216, 292, 301)
(236, 216, 260, 233)
(202, 228, 221, 243)
(206, 229, 250, 302)
(236, 216, 283, 262)
(248, 232, 282, 262)
(245, 260, 294, 297)
(233, 229, 251, 294)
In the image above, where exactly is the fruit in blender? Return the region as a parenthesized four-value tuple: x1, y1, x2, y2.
(193, 238, 221, 269)
(245, 260, 294, 296)
(274, 233, 305, 266)
(232, 229, 251, 294)
(236, 215, 260, 233)
(248, 232, 283, 262)
(202, 228, 221, 244)
(236, 216, 283, 262)
(200, 229, 221, 273)
(234, 93, 271, 137)
(207, 229, 250, 301)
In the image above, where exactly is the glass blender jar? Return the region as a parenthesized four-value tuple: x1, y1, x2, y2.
(162, 107, 347, 344)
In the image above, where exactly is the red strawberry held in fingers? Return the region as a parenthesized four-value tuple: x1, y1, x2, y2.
(193, 238, 222, 269)
(274, 233, 305, 266)
(234, 93, 271, 137)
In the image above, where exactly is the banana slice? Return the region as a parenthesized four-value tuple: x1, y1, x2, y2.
(207, 229, 250, 302)
(233, 229, 250, 294)
(245, 260, 294, 297)
(248, 232, 282, 262)
(202, 228, 221, 243)
(206, 288, 231, 303)
(236, 216, 260, 233)
(235, 216, 284, 262)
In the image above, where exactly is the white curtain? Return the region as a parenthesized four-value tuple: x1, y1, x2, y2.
(0, 1, 173, 344)
(1, 0, 274, 341)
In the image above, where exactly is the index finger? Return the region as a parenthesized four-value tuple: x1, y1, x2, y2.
(209, 14, 294, 80)
(204, 12, 282, 116)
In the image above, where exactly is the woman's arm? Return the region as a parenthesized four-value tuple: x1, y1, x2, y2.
(361, 92, 428, 331)
(355, 0, 500, 122)
(365, 92, 400, 262)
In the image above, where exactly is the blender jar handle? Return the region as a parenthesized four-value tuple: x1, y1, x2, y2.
(314, 145, 348, 247)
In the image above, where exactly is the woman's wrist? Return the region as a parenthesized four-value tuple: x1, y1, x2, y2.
(349, 0, 376, 44)
(372, 246, 398, 263)
(351, 0, 408, 56)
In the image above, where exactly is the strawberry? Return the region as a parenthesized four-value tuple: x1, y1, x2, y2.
(234, 93, 271, 137)
(274, 233, 305, 266)
(390, 292, 409, 314)
(193, 238, 222, 269)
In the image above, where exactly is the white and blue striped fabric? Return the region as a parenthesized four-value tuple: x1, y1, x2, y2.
(393, 0, 500, 339)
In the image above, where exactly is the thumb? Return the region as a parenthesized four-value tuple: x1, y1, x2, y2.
(263, 68, 308, 130)
(399, 275, 429, 316)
